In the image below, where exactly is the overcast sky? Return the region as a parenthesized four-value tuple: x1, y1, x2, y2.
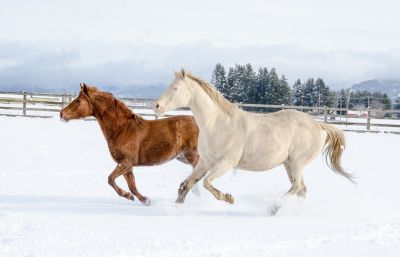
(1, 0, 399, 92)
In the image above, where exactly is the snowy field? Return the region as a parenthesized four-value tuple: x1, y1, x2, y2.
(0, 116, 399, 257)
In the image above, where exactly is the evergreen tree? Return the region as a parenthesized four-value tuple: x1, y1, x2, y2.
(243, 63, 257, 103)
(303, 78, 315, 106)
(226, 67, 236, 102)
(349, 90, 369, 108)
(336, 89, 348, 115)
(279, 75, 291, 105)
(232, 64, 247, 102)
(256, 67, 269, 104)
(314, 78, 329, 107)
(394, 96, 400, 110)
(210, 63, 227, 97)
(378, 93, 391, 110)
(267, 68, 281, 105)
(211, 62, 338, 109)
(292, 79, 303, 106)
(326, 90, 336, 107)
(347, 90, 392, 110)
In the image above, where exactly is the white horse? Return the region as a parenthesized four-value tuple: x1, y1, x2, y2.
(154, 69, 354, 204)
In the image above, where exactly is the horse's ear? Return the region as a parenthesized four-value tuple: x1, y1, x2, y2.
(80, 83, 84, 91)
(174, 69, 186, 79)
(81, 83, 89, 94)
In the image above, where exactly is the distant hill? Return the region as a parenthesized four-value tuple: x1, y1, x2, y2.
(0, 84, 167, 99)
(102, 85, 166, 99)
(352, 79, 400, 100)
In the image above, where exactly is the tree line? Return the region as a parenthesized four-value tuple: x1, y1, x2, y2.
(211, 63, 393, 110)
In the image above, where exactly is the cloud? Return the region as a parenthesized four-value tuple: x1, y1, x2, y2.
(0, 40, 399, 94)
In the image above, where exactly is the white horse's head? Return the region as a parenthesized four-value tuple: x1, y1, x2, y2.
(154, 69, 192, 116)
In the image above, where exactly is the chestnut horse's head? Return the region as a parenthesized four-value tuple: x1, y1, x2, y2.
(60, 83, 95, 121)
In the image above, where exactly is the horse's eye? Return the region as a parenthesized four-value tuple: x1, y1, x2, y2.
(76, 99, 81, 103)
(173, 88, 178, 91)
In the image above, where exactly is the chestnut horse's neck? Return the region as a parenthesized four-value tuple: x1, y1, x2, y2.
(88, 92, 145, 143)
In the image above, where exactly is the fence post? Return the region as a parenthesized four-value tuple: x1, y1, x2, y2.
(367, 107, 371, 130)
(324, 106, 328, 123)
(61, 94, 66, 109)
(281, 104, 285, 110)
(22, 91, 27, 116)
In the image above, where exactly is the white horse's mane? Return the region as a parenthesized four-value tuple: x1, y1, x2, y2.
(184, 72, 237, 114)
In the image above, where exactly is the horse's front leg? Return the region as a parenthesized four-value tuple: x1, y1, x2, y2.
(107, 163, 134, 201)
(203, 160, 235, 204)
(176, 158, 209, 203)
(123, 170, 151, 205)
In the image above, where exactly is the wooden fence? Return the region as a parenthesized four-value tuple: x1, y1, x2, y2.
(0, 91, 157, 119)
(239, 103, 400, 132)
(1, 91, 400, 134)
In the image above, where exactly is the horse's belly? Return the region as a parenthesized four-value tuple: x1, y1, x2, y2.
(237, 147, 287, 171)
(237, 158, 280, 171)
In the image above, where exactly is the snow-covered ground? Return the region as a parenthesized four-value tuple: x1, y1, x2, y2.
(0, 116, 399, 257)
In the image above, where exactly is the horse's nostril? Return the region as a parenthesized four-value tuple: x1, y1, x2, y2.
(60, 112, 63, 118)
(155, 104, 160, 109)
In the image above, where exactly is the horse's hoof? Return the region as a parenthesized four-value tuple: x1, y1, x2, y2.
(225, 193, 234, 204)
(175, 196, 185, 204)
(141, 198, 151, 206)
(123, 192, 135, 201)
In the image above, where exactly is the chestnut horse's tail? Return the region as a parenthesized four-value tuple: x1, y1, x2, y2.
(319, 123, 356, 184)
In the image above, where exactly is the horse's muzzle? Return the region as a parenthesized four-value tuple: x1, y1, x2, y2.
(153, 102, 165, 116)
(59, 111, 69, 122)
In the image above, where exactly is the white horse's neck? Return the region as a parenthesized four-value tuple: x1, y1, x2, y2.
(187, 80, 230, 132)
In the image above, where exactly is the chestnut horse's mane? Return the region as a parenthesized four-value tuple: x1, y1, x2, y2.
(87, 87, 145, 127)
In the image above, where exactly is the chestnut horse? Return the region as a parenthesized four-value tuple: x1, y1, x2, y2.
(60, 84, 199, 205)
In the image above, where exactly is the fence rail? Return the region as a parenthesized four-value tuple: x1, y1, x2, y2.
(1, 91, 400, 134)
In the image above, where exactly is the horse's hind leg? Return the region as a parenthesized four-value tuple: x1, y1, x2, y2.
(185, 151, 201, 196)
(283, 162, 295, 193)
(176, 158, 209, 203)
(297, 175, 307, 197)
(185, 151, 199, 167)
(283, 161, 307, 197)
(123, 170, 150, 205)
(176, 151, 199, 167)
(203, 161, 234, 204)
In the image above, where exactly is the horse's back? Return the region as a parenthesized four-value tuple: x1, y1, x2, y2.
(257, 109, 325, 147)
(148, 115, 199, 149)
(254, 109, 320, 132)
(237, 109, 325, 170)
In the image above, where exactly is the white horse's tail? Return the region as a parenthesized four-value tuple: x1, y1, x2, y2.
(319, 123, 356, 184)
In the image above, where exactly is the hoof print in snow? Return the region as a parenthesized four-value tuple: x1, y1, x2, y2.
(269, 204, 281, 216)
